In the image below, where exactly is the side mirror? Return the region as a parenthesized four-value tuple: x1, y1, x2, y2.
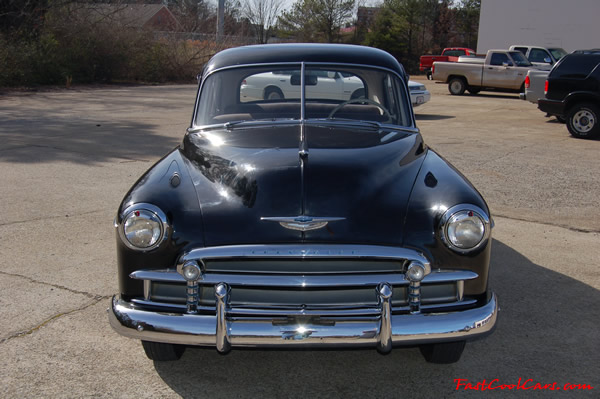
(544, 57, 552, 63)
(502, 61, 513, 67)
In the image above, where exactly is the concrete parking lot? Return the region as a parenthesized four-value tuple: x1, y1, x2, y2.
(0, 78, 598, 398)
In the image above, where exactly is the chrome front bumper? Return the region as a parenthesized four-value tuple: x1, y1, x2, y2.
(108, 292, 497, 353)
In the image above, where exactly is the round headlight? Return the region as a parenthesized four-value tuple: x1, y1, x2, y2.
(440, 205, 490, 253)
(120, 204, 168, 250)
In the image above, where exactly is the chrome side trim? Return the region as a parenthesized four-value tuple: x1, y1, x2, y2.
(108, 293, 498, 349)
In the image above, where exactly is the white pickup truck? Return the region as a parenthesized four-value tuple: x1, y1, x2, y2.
(432, 50, 550, 95)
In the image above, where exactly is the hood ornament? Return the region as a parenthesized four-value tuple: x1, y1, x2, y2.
(261, 216, 345, 231)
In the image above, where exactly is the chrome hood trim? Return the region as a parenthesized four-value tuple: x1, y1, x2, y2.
(260, 216, 346, 231)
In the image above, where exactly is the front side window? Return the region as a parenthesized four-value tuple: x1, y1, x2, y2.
(195, 65, 411, 127)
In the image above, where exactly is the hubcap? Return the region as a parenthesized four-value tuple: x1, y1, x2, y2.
(450, 81, 461, 93)
(267, 91, 282, 100)
(573, 109, 595, 133)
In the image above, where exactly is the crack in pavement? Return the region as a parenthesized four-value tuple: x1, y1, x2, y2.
(0, 296, 109, 345)
(493, 213, 600, 234)
(0, 209, 107, 227)
(0, 270, 103, 299)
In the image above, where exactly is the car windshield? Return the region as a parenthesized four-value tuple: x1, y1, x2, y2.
(549, 48, 567, 61)
(194, 65, 412, 127)
(508, 51, 533, 67)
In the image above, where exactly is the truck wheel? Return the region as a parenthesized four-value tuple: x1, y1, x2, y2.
(141, 340, 186, 361)
(419, 341, 466, 364)
(567, 103, 600, 139)
(448, 78, 466, 95)
(426, 71, 432, 80)
(264, 86, 284, 101)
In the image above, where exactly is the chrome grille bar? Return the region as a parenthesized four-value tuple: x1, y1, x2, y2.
(130, 269, 478, 288)
(177, 244, 431, 268)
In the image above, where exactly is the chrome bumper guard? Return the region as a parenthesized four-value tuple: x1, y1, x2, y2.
(109, 291, 497, 353)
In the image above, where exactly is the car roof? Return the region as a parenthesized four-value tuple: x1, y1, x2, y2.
(572, 49, 600, 54)
(202, 43, 407, 79)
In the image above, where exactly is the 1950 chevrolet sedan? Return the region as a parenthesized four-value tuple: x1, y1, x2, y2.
(109, 44, 498, 364)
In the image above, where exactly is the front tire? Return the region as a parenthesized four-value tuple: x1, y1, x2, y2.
(141, 340, 186, 361)
(448, 77, 466, 95)
(567, 103, 600, 139)
(419, 341, 466, 364)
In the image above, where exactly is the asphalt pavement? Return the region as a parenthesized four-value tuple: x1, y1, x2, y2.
(0, 79, 598, 398)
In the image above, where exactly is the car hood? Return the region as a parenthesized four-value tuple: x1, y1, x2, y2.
(181, 123, 426, 246)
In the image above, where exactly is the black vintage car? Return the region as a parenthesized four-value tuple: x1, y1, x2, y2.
(109, 44, 498, 364)
(538, 49, 600, 139)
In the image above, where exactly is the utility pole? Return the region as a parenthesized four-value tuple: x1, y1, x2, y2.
(217, 0, 225, 41)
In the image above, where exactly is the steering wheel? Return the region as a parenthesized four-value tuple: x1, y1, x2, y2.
(327, 98, 392, 123)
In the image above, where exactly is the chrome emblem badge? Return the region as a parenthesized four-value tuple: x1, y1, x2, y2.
(261, 216, 345, 231)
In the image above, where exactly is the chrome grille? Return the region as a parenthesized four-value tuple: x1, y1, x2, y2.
(129, 244, 477, 315)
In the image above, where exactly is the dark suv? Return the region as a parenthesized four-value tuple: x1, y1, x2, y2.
(538, 50, 600, 139)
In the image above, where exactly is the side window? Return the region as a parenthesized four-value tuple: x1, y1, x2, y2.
(490, 53, 509, 66)
(444, 50, 466, 57)
(529, 49, 551, 63)
(554, 55, 600, 79)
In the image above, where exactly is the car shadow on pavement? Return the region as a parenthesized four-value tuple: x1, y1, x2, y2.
(0, 93, 183, 165)
(415, 114, 455, 121)
(152, 239, 600, 398)
(460, 93, 522, 100)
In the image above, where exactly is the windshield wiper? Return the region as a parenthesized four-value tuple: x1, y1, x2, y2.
(312, 118, 384, 130)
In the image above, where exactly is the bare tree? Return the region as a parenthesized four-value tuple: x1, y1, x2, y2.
(242, 0, 282, 44)
(278, 0, 355, 43)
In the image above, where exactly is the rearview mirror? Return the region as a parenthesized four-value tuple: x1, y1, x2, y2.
(290, 74, 318, 86)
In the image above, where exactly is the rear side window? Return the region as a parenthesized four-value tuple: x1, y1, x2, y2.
(514, 47, 528, 55)
(553, 55, 600, 79)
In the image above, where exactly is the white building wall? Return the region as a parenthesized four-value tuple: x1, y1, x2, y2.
(477, 0, 599, 53)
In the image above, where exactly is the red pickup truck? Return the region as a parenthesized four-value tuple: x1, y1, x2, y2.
(420, 48, 476, 79)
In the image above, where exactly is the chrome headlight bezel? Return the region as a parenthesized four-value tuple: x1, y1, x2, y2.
(118, 203, 170, 251)
(439, 204, 491, 254)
